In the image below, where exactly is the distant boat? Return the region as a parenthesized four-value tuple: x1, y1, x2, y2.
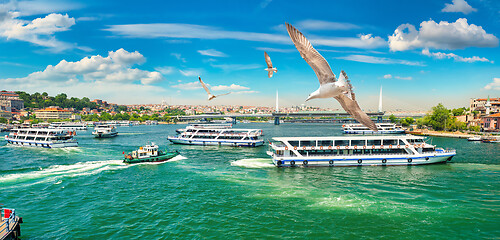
(343, 123, 405, 134)
(92, 124, 118, 138)
(467, 136, 482, 141)
(123, 143, 179, 164)
(49, 122, 88, 131)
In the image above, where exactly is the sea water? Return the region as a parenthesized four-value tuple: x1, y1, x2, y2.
(0, 123, 499, 239)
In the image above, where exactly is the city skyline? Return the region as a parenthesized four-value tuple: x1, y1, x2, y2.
(0, 0, 499, 111)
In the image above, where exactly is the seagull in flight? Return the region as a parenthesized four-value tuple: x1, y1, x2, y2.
(285, 23, 377, 131)
(264, 52, 277, 78)
(198, 76, 231, 101)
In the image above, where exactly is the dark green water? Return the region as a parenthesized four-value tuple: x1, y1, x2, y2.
(1, 123, 499, 239)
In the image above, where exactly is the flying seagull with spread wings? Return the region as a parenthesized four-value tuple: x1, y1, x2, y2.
(198, 77, 231, 101)
(285, 23, 377, 131)
(264, 52, 277, 78)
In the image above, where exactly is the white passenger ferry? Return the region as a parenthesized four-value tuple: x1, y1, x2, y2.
(49, 122, 88, 130)
(168, 127, 264, 147)
(267, 135, 455, 167)
(92, 124, 118, 138)
(343, 123, 405, 134)
(4, 128, 78, 148)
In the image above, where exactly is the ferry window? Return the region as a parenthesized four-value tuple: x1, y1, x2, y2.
(383, 139, 398, 146)
(353, 149, 363, 154)
(414, 139, 424, 143)
(366, 139, 381, 145)
(300, 140, 315, 147)
(398, 140, 406, 145)
(289, 141, 299, 147)
(351, 140, 365, 146)
(334, 140, 349, 146)
(319, 140, 333, 146)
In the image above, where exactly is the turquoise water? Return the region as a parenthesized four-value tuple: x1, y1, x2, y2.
(1, 123, 499, 239)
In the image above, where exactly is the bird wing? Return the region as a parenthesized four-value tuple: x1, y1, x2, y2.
(198, 77, 211, 95)
(215, 92, 231, 97)
(340, 70, 355, 101)
(268, 71, 273, 78)
(264, 52, 273, 68)
(286, 23, 336, 85)
(334, 94, 378, 131)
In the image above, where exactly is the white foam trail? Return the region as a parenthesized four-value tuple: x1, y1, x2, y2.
(231, 158, 274, 168)
(0, 160, 126, 184)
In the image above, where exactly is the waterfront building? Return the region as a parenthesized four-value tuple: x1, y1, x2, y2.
(34, 106, 72, 120)
(482, 113, 500, 132)
(470, 97, 499, 116)
(0, 91, 24, 112)
(0, 110, 12, 119)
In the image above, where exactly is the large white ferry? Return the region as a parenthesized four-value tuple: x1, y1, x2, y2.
(343, 123, 405, 134)
(168, 127, 264, 147)
(175, 123, 232, 134)
(92, 124, 118, 138)
(4, 128, 78, 148)
(267, 135, 455, 167)
(49, 122, 88, 130)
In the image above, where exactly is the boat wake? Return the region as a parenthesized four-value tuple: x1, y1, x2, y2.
(0, 160, 127, 185)
(231, 158, 274, 168)
(131, 155, 187, 165)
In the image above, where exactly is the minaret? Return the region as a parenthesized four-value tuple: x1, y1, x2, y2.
(485, 95, 491, 115)
(378, 86, 383, 113)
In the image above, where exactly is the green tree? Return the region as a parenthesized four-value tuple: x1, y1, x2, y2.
(0, 117, 7, 124)
(388, 114, 398, 123)
(452, 107, 467, 116)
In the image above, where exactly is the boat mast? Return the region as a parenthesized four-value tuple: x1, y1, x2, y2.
(378, 86, 383, 113)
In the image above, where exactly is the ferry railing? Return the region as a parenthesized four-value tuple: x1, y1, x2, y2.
(0, 208, 17, 235)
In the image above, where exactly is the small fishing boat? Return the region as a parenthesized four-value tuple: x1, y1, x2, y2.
(123, 143, 179, 164)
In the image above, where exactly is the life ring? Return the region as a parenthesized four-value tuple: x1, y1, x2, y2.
(285, 146, 288, 150)
(405, 145, 409, 148)
(311, 146, 315, 150)
(380, 145, 384, 149)
(345, 146, 349, 149)
(336, 146, 340, 149)
(397, 145, 400, 148)
(320, 146, 323, 150)
(290, 160, 295, 166)
(389, 145, 392, 149)
(277, 160, 282, 166)
(353, 145, 357, 149)
(329, 160, 334, 165)
(382, 159, 387, 163)
(328, 146, 332, 150)
(357, 159, 362, 164)
(294, 146, 297, 150)
(303, 160, 308, 166)
(425, 157, 429, 161)
(363, 145, 366, 149)
(408, 158, 412, 163)
(302, 146, 306, 150)
(372, 145, 375, 149)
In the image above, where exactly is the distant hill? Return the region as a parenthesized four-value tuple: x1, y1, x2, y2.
(16, 91, 99, 110)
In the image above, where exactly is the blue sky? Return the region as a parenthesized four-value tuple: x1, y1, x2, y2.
(0, 0, 499, 111)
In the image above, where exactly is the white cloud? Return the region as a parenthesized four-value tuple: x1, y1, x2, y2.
(171, 53, 186, 63)
(296, 20, 360, 31)
(198, 49, 228, 57)
(389, 18, 498, 51)
(336, 55, 425, 66)
(172, 81, 203, 90)
(256, 47, 295, 53)
(210, 63, 262, 71)
(105, 23, 386, 49)
(233, 90, 259, 94)
(483, 78, 500, 90)
(0, 48, 164, 85)
(382, 74, 412, 80)
(77, 16, 98, 21)
(422, 48, 493, 63)
(179, 69, 201, 77)
(155, 66, 174, 75)
(211, 84, 249, 91)
(442, 0, 477, 14)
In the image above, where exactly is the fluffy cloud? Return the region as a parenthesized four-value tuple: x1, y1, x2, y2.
(483, 78, 500, 90)
(211, 84, 249, 91)
(389, 18, 498, 51)
(336, 54, 425, 66)
(179, 69, 201, 77)
(383, 74, 392, 79)
(422, 49, 493, 63)
(442, 0, 477, 14)
(198, 49, 228, 57)
(1, 48, 164, 85)
(172, 81, 203, 90)
(210, 63, 262, 71)
(310, 34, 386, 49)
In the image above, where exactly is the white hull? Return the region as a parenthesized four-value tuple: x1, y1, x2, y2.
(5, 138, 78, 148)
(92, 132, 118, 138)
(270, 153, 454, 167)
(168, 137, 263, 147)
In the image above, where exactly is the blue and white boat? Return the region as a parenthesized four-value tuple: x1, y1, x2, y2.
(267, 135, 455, 167)
(343, 123, 405, 134)
(4, 128, 78, 148)
(168, 127, 264, 147)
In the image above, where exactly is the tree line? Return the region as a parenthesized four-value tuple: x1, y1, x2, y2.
(16, 92, 99, 110)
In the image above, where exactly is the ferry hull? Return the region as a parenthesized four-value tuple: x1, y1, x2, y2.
(93, 132, 118, 138)
(5, 139, 78, 148)
(124, 152, 179, 164)
(271, 154, 454, 167)
(168, 137, 264, 147)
